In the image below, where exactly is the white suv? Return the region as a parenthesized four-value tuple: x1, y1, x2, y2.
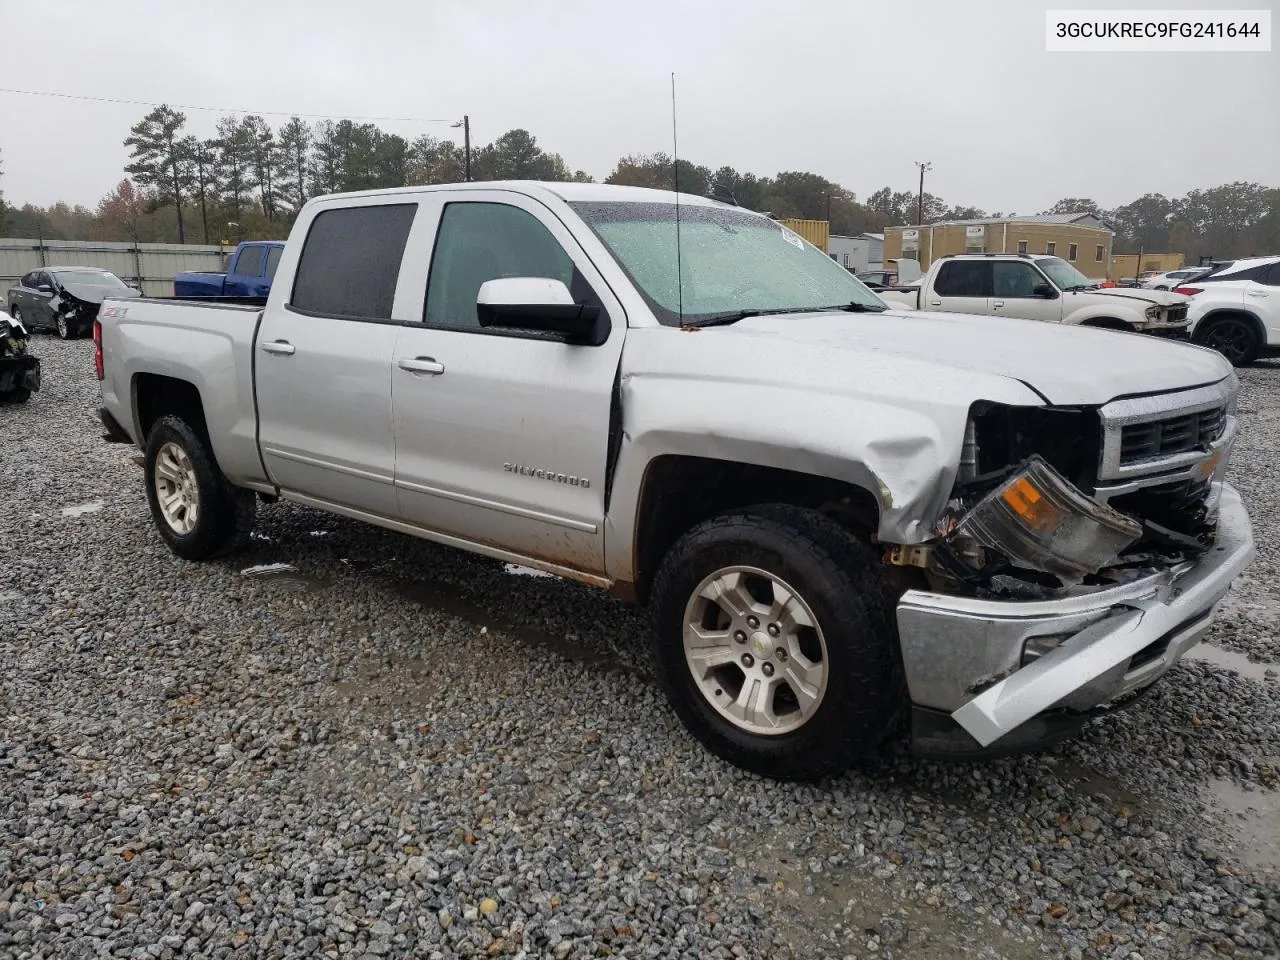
(1142, 267, 1210, 291)
(1183, 256, 1280, 365)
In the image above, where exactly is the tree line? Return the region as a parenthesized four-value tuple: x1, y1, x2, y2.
(0, 107, 1276, 262)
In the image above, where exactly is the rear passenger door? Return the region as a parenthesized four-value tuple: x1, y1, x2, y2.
(254, 201, 418, 517)
(1246, 262, 1280, 343)
(930, 260, 991, 315)
(226, 245, 265, 296)
(390, 192, 627, 574)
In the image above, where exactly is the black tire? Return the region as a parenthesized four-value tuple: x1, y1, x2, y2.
(650, 504, 902, 781)
(0, 388, 32, 404)
(144, 414, 256, 560)
(1194, 314, 1262, 367)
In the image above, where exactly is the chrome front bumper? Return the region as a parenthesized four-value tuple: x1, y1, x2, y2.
(896, 484, 1254, 749)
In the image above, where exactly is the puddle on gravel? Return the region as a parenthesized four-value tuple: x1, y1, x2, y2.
(1207, 779, 1280, 876)
(1185, 643, 1277, 682)
(60, 499, 104, 517)
(391, 577, 623, 672)
(240, 563, 327, 593)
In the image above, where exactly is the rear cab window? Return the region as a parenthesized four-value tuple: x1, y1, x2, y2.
(289, 204, 418, 320)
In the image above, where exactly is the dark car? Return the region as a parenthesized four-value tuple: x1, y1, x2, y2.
(6, 267, 142, 339)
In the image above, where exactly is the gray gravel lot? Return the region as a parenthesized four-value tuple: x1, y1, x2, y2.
(1, 338, 1278, 960)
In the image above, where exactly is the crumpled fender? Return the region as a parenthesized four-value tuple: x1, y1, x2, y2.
(604, 327, 1045, 583)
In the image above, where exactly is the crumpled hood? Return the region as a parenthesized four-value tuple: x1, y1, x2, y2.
(58, 282, 141, 305)
(721, 309, 1231, 405)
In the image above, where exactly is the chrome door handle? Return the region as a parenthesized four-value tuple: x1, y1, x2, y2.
(992, 300, 1005, 308)
(398, 357, 445, 376)
(1246, 290, 1268, 298)
(929, 299, 942, 306)
(260, 340, 295, 355)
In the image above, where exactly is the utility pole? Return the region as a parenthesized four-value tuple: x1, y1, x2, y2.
(453, 115, 472, 181)
(914, 161, 932, 226)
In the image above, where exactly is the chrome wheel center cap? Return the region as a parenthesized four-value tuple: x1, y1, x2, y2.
(750, 631, 775, 660)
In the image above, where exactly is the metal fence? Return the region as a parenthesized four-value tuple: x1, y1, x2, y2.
(0, 238, 231, 298)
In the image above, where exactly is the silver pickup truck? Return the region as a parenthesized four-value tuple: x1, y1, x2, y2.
(96, 182, 1254, 780)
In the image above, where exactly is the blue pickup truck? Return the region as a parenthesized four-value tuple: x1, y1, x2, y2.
(174, 241, 285, 298)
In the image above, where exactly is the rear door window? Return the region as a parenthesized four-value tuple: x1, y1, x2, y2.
(935, 261, 991, 297)
(290, 204, 417, 320)
(234, 245, 265, 277)
(264, 245, 284, 280)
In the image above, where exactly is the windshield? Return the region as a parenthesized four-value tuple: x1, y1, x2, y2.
(570, 201, 886, 325)
(1036, 257, 1091, 290)
(52, 269, 127, 289)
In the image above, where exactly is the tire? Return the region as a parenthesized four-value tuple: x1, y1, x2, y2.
(55, 312, 72, 340)
(0, 388, 32, 404)
(1154, 285, 1169, 291)
(144, 414, 256, 560)
(1194, 314, 1262, 367)
(649, 504, 902, 781)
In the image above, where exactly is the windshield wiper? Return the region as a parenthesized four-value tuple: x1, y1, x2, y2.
(681, 310, 767, 329)
(826, 302, 888, 312)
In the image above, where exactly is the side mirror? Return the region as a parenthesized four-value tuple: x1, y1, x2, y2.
(37, 284, 54, 294)
(477, 277, 604, 344)
(1032, 282, 1056, 299)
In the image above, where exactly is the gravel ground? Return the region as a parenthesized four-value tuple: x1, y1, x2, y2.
(1, 338, 1278, 960)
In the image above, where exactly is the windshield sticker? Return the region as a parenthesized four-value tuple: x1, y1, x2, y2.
(780, 227, 805, 249)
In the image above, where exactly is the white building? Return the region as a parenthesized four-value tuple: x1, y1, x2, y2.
(827, 232, 884, 273)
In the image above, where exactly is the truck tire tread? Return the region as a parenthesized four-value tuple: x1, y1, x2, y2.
(144, 414, 256, 561)
(649, 503, 903, 782)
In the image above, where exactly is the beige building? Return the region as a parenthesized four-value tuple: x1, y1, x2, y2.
(1110, 252, 1186, 282)
(884, 213, 1114, 280)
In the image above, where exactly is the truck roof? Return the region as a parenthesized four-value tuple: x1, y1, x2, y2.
(936, 252, 1063, 262)
(302, 180, 731, 210)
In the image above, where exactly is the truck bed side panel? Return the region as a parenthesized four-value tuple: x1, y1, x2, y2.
(100, 298, 267, 487)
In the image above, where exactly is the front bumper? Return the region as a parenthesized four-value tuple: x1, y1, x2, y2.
(0, 355, 40, 394)
(896, 483, 1254, 753)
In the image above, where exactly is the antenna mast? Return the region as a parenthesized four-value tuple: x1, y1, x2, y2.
(671, 72, 684, 324)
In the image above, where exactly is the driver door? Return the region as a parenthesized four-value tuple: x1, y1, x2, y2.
(989, 261, 1062, 323)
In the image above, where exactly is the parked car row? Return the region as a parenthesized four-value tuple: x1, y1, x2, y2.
(93, 181, 1254, 780)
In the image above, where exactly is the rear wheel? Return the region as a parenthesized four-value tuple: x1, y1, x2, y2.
(650, 504, 902, 781)
(1195, 315, 1262, 366)
(144, 414, 255, 560)
(0, 387, 32, 404)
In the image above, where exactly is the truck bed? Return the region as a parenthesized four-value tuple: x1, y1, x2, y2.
(97, 296, 267, 488)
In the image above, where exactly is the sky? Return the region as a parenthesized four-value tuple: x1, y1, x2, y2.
(1, 0, 1276, 214)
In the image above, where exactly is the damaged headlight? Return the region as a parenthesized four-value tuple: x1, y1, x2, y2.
(1145, 305, 1160, 320)
(953, 455, 1141, 580)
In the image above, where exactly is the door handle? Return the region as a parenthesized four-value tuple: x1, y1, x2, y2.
(992, 300, 1005, 308)
(1246, 290, 1268, 298)
(260, 340, 295, 355)
(398, 357, 445, 376)
(929, 299, 942, 306)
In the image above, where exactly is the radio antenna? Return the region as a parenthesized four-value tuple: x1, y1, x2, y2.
(671, 72, 684, 324)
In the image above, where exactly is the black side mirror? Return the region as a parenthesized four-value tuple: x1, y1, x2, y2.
(1032, 282, 1056, 299)
(37, 284, 54, 294)
(476, 278, 605, 345)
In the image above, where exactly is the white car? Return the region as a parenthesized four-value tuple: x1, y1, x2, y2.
(1142, 267, 1210, 291)
(1185, 256, 1280, 365)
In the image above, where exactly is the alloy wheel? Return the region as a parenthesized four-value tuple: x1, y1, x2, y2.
(682, 565, 828, 736)
(154, 442, 200, 535)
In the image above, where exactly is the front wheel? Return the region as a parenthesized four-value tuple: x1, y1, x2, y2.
(649, 504, 902, 781)
(55, 312, 72, 340)
(1194, 315, 1262, 366)
(144, 415, 256, 560)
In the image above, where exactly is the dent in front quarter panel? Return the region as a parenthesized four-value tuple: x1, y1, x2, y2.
(115, 310, 268, 487)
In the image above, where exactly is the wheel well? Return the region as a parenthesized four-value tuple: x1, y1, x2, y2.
(629, 455, 881, 604)
(1195, 309, 1265, 340)
(1080, 316, 1132, 331)
(133, 374, 208, 442)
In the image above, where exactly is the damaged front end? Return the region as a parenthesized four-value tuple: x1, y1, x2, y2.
(0, 314, 41, 401)
(889, 379, 1255, 758)
(49, 290, 102, 339)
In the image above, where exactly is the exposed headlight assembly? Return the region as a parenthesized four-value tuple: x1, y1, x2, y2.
(954, 455, 1141, 580)
(1145, 305, 1160, 320)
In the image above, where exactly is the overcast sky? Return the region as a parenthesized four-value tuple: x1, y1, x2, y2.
(1, 0, 1276, 214)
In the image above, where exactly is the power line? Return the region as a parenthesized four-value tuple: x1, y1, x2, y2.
(0, 87, 456, 124)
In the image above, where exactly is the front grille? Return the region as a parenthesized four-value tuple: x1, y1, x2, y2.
(1119, 406, 1226, 464)
(1110, 477, 1214, 542)
(1165, 304, 1188, 323)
